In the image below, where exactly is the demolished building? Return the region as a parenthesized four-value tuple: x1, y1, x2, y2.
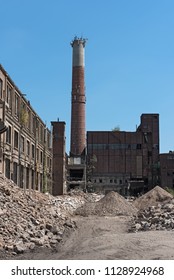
(0, 64, 52, 193)
(1, 38, 174, 197)
(87, 114, 160, 195)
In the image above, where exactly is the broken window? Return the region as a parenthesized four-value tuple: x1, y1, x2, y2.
(6, 85, 12, 107)
(14, 94, 19, 116)
(136, 144, 142, 149)
(13, 162, 18, 184)
(14, 131, 19, 149)
(20, 165, 24, 188)
(26, 167, 30, 189)
(27, 140, 30, 156)
(5, 158, 10, 179)
(47, 156, 50, 168)
(20, 136, 25, 153)
(6, 126, 12, 144)
(144, 133, 148, 143)
(32, 144, 35, 159)
(36, 148, 39, 161)
(50, 159, 52, 169)
(32, 170, 34, 189)
(0, 79, 3, 99)
(40, 151, 43, 163)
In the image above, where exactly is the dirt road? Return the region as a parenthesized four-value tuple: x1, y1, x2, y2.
(5, 215, 174, 260)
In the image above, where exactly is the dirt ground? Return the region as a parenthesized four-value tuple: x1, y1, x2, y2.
(3, 215, 174, 260)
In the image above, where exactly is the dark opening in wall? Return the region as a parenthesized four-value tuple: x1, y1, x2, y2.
(5, 158, 10, 179)
(70, 169, 83, 180)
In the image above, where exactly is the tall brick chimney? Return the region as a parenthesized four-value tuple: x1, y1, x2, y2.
(70, 37, 87, 156)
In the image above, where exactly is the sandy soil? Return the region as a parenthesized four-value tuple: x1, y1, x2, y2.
(3, 215, 174, 260)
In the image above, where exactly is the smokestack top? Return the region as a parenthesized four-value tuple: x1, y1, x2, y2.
(70, 36, 87, 47)
(71, 36, 87, 67)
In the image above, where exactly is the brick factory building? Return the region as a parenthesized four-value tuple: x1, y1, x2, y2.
(87, 114, 160, 195)
(1, 38, 174, 197)
(0, 64, 52, 193)
(160, 152, 174, 189)
(66, 37, 167, 196)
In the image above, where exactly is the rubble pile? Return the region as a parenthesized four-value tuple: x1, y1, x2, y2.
(130, 186, 174, 232)
(0, 175, 101, 255)
(75, 191, 137, 217)
(133, 186, 173, 210)
(130, 201, 174, 232)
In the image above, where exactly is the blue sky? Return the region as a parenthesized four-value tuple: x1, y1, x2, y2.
(0, 0, 174, 153)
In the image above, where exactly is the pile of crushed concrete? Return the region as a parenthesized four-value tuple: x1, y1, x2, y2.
(130, 186, 174, 232)
(1, 174, 174, 256)
(0, 175, 102, 256)
(75, 191, 137, 216)
(133, 186, 173, 210)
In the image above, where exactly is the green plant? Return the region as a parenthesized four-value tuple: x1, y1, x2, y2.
(165, 187, 174, 196)
(20, 107, 28, 126)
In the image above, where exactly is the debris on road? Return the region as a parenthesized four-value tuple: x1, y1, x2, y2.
(130, 186, 174, 232)
(75, 191, 137, 216)
(0, 175, 101, 256)
(1, 172, 174, 258)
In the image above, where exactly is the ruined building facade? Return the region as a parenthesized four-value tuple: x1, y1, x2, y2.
(160, 152, 174, 189)
(87, 114, 160, 195)
(0, 65, 52, 192)
(65, 37, 162, 195)
(2, 38, 174, 197)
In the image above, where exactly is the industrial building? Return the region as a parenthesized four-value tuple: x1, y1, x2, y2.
(87, 114, 160, 195)
(0, 64, 52, 193)
(160, 152, 174, 189)
(63, 37, 163, 196)
(1, 37, 174, 197)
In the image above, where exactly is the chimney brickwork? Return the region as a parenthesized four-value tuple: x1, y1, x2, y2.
(70, 37, 87, 156)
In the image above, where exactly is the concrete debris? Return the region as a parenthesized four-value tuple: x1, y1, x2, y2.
(130, 200, 174, 232)
(75, 191, 137, 216)
(0, 175, 102, 256)
(133, 186, 173, 210)
(1, 173, 174, 257)
(130, 186, 174, 232)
